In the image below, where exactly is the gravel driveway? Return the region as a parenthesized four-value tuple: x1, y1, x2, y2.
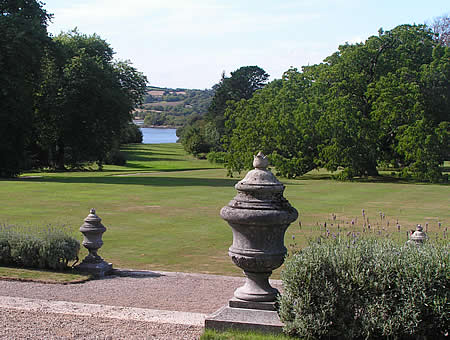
(0, 270, 282, 339)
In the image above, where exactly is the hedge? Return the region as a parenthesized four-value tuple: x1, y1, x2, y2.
(0, 224, 80, 270)
(279, 238, 449, 339)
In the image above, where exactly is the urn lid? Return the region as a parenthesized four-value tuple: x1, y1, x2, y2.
(80, 208, 106, 232)
(236, 152, 283, 191)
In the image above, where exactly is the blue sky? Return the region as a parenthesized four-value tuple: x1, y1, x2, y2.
(42, 0, 449, 89)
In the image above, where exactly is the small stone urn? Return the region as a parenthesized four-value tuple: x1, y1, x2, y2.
(76, 209, 112, 277)
(221, 152, 298, 302)
(407, 224, 428, 246)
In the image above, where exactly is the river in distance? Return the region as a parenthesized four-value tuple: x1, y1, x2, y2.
(140, 127, 178, 144)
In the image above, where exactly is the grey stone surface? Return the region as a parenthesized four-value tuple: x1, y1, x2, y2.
(220, 152, 298, 302)
(228, 297, 277, 311)
(205, 305, 284, 334)
(75, 260, 113, 277)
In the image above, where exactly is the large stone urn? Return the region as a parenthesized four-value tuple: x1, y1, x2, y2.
(221, 152, 298, 302)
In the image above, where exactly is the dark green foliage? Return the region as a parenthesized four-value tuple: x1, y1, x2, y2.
(0, 224, 80, 270)
(0, 0, 51, 177)
(206, 151, 227, 164)
(207, 66, 269, 137)
(32, 31, 148, 170)
(120, 123, 143, 144)
(224, 72, 320, 178)
(179, 66, 269, 157)
(224, 24, 449, 182)
(279, 238, 449, 339)
(105, 148, 127, 166)
(0, 1, 147, 176)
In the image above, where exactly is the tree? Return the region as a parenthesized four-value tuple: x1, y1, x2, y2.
(207, 66, 269, 136)
(179, 66, 269, 157)
(225, 69, 321, 178)
(223, 24, 449, 182)
(34, 30, 147, 169)
(0, 0, 51, 177)
(315, 24, 441, 179)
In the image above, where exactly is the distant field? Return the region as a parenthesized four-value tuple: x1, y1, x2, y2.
(1, 143, 448, 276)
(143, 101, 183, 108)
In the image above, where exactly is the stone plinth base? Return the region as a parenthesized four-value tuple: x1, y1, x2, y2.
(75, 261, 113, 277)
(204, 298, 283, 334)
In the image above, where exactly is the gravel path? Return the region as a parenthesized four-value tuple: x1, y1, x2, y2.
(0, 308, 203, 339)
(0, 270, 282, 339)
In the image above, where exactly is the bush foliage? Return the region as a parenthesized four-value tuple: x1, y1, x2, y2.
(279, 238, 449, 339)
(0, 224, 80, 270)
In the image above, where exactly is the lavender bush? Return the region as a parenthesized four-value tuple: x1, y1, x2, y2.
(279, 237, 449, 339)
(0, 224, 80, 270)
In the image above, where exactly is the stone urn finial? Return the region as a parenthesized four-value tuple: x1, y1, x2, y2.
(220, 152, 298, 302)
(253, 152, 269, 169)
(75, 209, 112, 277)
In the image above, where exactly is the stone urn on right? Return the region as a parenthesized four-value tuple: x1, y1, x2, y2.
(220, 152, 298, 302)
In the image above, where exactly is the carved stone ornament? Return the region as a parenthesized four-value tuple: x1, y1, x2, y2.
(407, 224, 428, 246)
(76, 209, 112, 276)
(220, 152, 298, 302)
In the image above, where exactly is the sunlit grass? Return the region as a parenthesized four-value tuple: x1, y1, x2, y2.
(0, 267, 90, 283)
(0, 143, 448, 276)
(200, 329, 296, 340)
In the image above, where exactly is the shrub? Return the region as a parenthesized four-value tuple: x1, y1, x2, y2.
(0, 224, 80, 270)
(105, 148, 127, 166)
(279, 237, 449, 339)
(207, 151, 227, 164)
(120, 122, 143, 144)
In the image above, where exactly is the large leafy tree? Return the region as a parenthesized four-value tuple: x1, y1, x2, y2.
(34, 30, 147, 169)
(207, 66, 269, 136)
(0, 0, 51, 176)
(224, 24, 449, 182)
(225, 68, 321, 178)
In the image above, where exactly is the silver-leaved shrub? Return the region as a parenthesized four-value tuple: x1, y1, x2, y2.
(279, 237, 449, 339)
(0, 224, 80, 270)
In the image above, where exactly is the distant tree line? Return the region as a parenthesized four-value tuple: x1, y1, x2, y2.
(0, 0, 147, 177)
(179, 19, 449, 182)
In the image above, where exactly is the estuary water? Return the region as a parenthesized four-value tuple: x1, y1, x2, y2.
(140, 127, 178, 144)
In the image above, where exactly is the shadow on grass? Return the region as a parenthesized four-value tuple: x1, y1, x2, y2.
(14, 175, 238, 187)
(125, 155, 184, 162)
(280, 173, 449, 185)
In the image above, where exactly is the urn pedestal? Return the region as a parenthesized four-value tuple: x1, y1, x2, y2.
(205, 152, 298, 333)
(75, 209, 113, 277)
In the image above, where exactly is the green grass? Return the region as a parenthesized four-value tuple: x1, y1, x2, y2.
(0, 143, 448, 276)
(200, 329, 296, 340)
(0, 267, 90, 283)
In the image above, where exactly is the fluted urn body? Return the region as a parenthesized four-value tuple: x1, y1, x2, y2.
(80, 208, 107, 263)
(221, 152, 298, 302)
(76, 209, 112, 276)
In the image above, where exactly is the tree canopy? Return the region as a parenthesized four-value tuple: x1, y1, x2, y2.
(0, 0, 51, 176)
(0, 2, 147, 176)
(178, 66, 269, 156)
(224, 24, 449, 182)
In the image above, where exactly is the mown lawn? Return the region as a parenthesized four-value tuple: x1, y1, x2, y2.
(1, 143, 448, 276)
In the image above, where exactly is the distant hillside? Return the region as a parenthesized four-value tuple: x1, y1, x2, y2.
(133, 86, 214, 127)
